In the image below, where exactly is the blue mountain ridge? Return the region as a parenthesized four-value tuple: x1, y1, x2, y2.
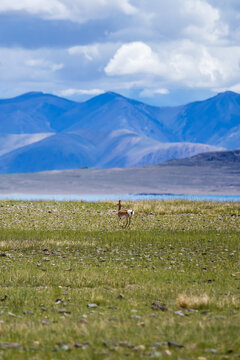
(0, 90, 239, 173)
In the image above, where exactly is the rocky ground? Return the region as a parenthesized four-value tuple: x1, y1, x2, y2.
(0, 199, 239, 359)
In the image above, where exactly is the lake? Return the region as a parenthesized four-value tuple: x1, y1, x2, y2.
(0, 193, 240, 202)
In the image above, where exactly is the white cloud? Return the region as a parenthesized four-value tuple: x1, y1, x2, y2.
(0, 47, 66, 90)
(0, 0, 137, 22)
(68, 44, 100, 61)
(212, 83, 240, 94)
(1, 0, 240, 102)
(181, 0, 228, 42)
(229, 83, 240, 93)
(122, 0, 229, 45)
(0, 0, 67, 18)
(26, 59, 63, 71)
(139, 88, 169, 97)
(165, 42, 224, 85)
(104, 42, 165, 76)
(60, 88, 105, 96)
(104, 40, 240, 89)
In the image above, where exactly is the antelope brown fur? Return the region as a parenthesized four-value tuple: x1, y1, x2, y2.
(117, 200, 134, 227)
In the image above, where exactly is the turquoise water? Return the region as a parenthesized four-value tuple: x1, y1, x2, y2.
(0, 194, 240, 202)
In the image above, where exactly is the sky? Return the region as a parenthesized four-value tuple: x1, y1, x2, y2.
(1, 0, 240, 106)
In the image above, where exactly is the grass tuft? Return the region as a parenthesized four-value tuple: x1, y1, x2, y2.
(176, 293, 210, 309)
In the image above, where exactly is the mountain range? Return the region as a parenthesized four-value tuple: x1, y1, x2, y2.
(0, 90, 240, 173)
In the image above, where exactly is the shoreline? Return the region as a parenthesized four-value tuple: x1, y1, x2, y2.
(0, 193, 240, 202)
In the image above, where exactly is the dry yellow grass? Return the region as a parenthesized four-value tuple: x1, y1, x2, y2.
(176, 293, 210, 309)
(215, 294, 240, 309)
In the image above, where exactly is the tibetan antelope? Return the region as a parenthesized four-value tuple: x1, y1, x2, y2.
(117, 200, 134, 227)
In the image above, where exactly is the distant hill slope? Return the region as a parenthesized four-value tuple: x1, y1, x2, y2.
(1, 90, 240, 173)
(165, 91, 240, 148)
(164, 149, 240, 167)
(0, 133, 95, 173)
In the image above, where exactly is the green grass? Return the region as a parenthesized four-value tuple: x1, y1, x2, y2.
(0, 199, 239, 359)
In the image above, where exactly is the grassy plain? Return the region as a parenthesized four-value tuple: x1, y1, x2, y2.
(0, 199, 239, 359)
